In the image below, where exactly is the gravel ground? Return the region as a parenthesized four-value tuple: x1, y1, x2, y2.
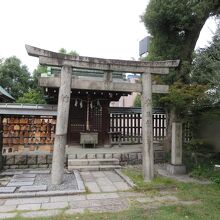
(34, 173, 78, 191)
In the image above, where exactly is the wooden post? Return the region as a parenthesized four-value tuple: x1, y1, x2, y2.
(51, 66, 72, 185)
(141, 72, 154, 181)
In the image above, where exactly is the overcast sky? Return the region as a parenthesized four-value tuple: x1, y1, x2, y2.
(0, 0, 218, 72)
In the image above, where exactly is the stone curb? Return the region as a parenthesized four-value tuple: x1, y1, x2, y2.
(114, 169, 136, 188)
(0, 190, 85, 199)
(74, 170, 86, 191)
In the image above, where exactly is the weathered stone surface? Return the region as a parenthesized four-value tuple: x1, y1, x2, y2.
(41, 202, 68, 210)
(92, 171, 105, 178)
(20, 210, 61, 218)
(0, 212, 17, 219)
(100, 185, 117, 192)
(27, 155, 37, 165)
(87, 193, 119, 200)
(39, 164, 49, 168)
(19, 185, 47, 192)
(105, 153, 112, 159)
(87, 154, 96, 159)
(15, 155, 27, 165)
(85, 182, 101, 193)
(65, 208, 85, 215)
(37, 155, 47, 164)
(28, 165, 39, 169)
(69, 199, 101, 209)
(5, 197, 49, 205)
(28, 170, 50, 174)
(46, 155, 53, 164)
(4, 156, 15, 165)
(17, 203, 41, 211)
(96, 154, 104, 159)
(7, 181, 33, 187)
(13, 174, 36, 178)
(113, 153, 121, 160)
(0, 205, 16, 213)
(113, 182, 130, 191)
(11, 178, 35, 182)
(0, 187, 16, 193)
(50, 195, 86, 202)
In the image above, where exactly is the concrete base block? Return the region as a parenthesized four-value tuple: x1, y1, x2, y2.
(167, 164, 186, 175)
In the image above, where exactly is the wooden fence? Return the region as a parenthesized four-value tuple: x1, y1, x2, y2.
(109, 107, 166, 144)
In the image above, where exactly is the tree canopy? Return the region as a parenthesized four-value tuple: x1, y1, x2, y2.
(0, 56, 31, 100)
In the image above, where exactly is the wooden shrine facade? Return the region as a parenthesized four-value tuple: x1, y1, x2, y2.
(25, 45, 179, 184)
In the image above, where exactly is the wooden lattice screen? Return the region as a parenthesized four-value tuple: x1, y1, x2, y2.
(110, 110, 166, 144)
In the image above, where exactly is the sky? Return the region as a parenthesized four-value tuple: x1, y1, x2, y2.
(0, 0, 218, 73)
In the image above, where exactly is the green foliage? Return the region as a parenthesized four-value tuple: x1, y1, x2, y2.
(16, 89, 46, 104)
(59, 48, 79, 56)
(0, 56, 31, 100)
(160, 82, 209, 114)
(191, 25, 220, 104)
(133, 94, 141, 107)
(189, 164, 220, 184)
(142, 0, 220, 118)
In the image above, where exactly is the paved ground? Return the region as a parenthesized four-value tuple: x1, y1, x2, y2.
(0, 169, 78, 193)
(0, 189, 201, 219)
(81, 171, 131, 193)
(155, 164, 211, 184)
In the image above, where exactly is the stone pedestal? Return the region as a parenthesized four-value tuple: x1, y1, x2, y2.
(167, 122, 186, 175)
(167, 164, 186, 175)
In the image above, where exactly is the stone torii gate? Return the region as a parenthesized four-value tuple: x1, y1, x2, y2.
(25, 45, 179, 185)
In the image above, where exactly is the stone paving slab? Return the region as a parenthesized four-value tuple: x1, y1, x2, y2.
(0, 205, 17, 213)
(113, 182, 131, 191)
(92, 171, 105, 178)
(87, 193, 119, 200)
(50, 195, 86, 202)
(0, 187, 16, 193)
(69, 199, 102, 209)
(5, 196, 50, 205)
(81, 171, 131, 193)
(85, 182, 101, 193)
(7, 181, 34, 187)
(28, 170, 50, 174)
(100, 185, 117, 192)
(20, 210, 61, 218)
(0, 212, 17, 219)
(41, 201, 69, 210)
(17, 203, 41, 211)
(11, 178, 35, 182)
(19, 185, 47, 192)
(0, 171, 23, 176)
(65, 208, 85, 215)
(13, 174, 36, 179)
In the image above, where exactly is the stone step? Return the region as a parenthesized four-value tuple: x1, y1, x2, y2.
(68, 165, 121, 171)
(68, 158, 119, 166)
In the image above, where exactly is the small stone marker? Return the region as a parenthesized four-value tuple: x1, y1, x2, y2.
(0, 186, 16, 193)
(7, 182, 34, 187)
(19, 185, 47, 192)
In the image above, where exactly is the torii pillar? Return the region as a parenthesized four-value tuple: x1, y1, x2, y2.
(141, 72, 154, 181)
(51, 66, 72, 185)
